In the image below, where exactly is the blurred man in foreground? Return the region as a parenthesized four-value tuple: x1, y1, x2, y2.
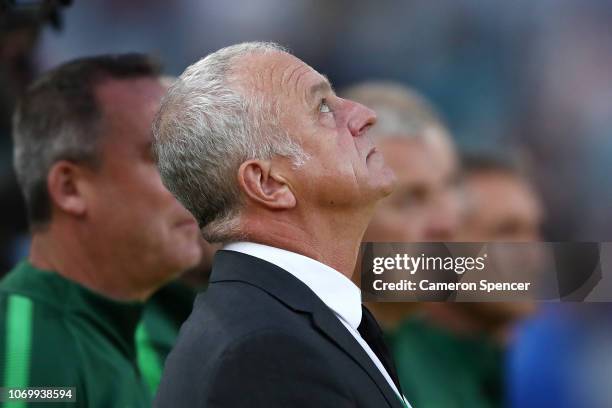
(153, 42, 410, 407)
(0, 55, 203, 407)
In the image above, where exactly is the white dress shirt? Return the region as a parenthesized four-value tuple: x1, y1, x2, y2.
(224, 242, 411, 407)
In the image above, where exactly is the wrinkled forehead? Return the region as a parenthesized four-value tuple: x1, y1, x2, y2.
(231, 51, 329, 103)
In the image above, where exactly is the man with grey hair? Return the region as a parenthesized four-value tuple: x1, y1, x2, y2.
(153, 42, 411, 407)
(0, 54, 203, 407)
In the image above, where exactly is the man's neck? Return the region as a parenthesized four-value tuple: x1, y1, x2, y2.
(29, 226, 154, 302)
(242, 207, 372, 278)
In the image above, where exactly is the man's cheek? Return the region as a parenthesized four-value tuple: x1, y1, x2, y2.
(319, 115, 336, 129)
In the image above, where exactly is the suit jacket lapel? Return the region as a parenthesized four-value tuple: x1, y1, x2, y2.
(311, 305, 405, 408)
(210, 250, 405, 408)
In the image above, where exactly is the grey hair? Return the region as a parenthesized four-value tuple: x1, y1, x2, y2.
(153, 42, 308, 243)
(340, 81, 446, 139)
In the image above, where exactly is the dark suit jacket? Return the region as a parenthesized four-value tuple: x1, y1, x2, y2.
(154, 250, 406, 407)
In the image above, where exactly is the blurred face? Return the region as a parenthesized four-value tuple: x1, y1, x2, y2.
(86, 78, 202, 284)
(238, 51, 395, 212)
(363, 126, 462, 242)
(458, 171, 544, 324)
(460, 171, 543, 241)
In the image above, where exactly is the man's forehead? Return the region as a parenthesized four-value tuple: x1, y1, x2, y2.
(235, 51, 328, 97)
(468, 173, 542, 211)
(96, 76, 163, 97)
(96, 77, 164, 116)
(95, 77, 163, 146)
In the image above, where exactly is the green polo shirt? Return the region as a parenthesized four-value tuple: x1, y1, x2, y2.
(136, 281, 197, 396)
(0, 261, 151, 407)
(387, 315, 503, 408)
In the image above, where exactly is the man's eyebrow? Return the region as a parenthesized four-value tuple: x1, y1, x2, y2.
(307, 76, 334, 103)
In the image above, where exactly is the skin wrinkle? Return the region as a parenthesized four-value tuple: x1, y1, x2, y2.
(340, 100, 369, 192)
(244, 56, 321, 133)
(281, 62, 301, 92)
(292, 69, 311, 103)
(238, 56, 305, 120)
(279, 64, 312, 143)
(244, 57, 279, 98)
(276, 66, 311, 126)
(347, 129, 361, 193)
(239, 58, 306, 166)
(306, 81, 332, 108)
(246, 215, 316, 255)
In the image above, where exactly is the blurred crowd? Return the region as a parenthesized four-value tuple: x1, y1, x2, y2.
(1, 1, 611, 407)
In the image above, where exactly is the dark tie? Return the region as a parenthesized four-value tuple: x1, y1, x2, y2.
(357, 305, 404, 397)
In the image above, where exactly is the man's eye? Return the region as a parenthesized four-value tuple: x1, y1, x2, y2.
(319, 99, 331, 113)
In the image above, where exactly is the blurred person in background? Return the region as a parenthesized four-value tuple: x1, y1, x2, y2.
(153, 42, 410, 408)
(341, 81, 462, 328)
(0, 54, 203, 407)
(345, 82, 501, 408)
(459, 155, 543, 242)
(345, 81, 544, 407)
(391, 154, 543, 408)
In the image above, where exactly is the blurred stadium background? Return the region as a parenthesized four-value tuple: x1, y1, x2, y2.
(4, 0, 612, 258)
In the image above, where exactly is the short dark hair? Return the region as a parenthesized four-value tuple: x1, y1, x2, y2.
(12, 54, 161, 229)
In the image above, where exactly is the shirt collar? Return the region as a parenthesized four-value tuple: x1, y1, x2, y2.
(224, 242, 362, 330)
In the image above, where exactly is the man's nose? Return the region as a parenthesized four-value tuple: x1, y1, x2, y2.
(347, 101, 377, 138)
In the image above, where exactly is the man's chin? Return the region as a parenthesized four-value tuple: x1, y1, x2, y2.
(166, 237, 205, 274)
(377, 166, 397, 198)
(182, 244, 205, 270)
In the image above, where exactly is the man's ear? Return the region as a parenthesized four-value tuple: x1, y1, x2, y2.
(46, 160, 90, 217)
(238, 160, 296, 210)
